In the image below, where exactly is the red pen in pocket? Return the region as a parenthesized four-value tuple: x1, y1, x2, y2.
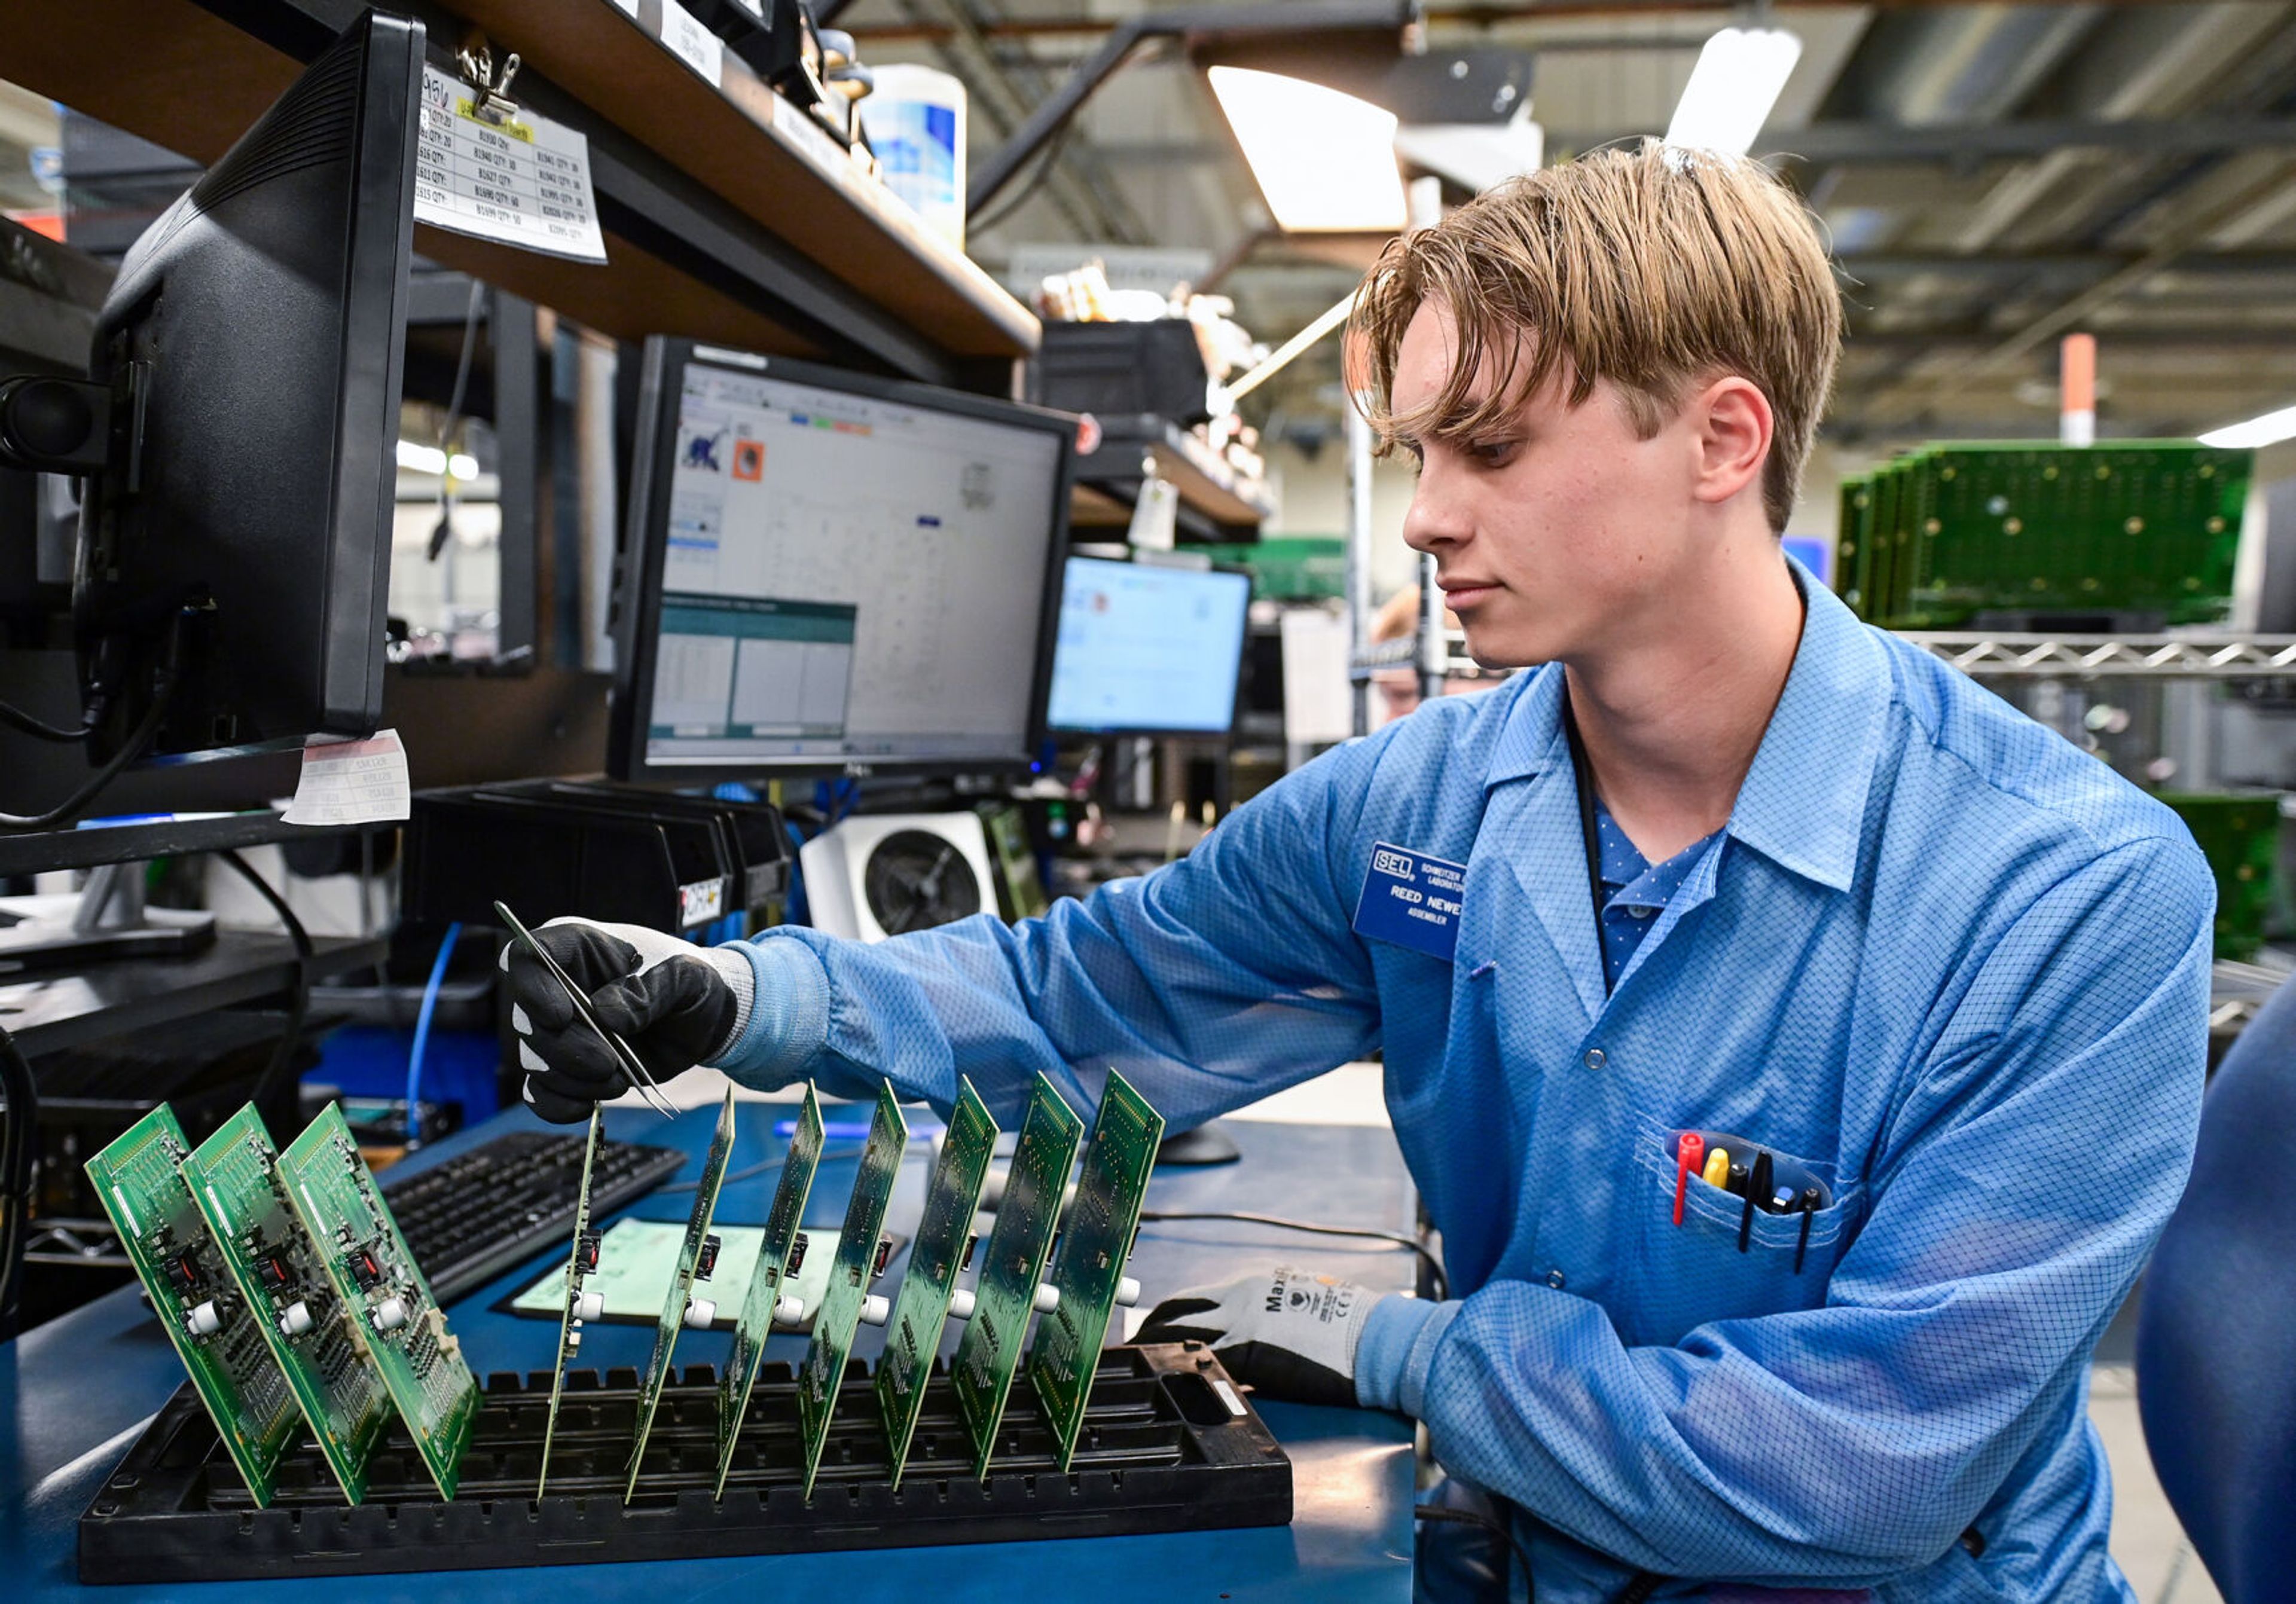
(1674, 1132, 1704, 1227)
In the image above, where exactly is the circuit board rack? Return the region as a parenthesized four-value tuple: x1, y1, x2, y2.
(78, 1346, 1291, 1583)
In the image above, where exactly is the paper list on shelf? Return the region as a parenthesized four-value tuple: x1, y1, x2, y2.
(413, 64, 607, 264)
(282, 729, 411, 827)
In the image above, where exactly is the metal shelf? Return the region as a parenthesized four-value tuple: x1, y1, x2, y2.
(0, 933, 386, 1059)
(1073, 415, 1277, 533)
(1895, 632, 2296, 679)
(0, 812, 390, 880)
(1352, 630, 2296, 685)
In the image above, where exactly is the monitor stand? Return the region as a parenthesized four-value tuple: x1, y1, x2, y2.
(0, 860, 216, 969)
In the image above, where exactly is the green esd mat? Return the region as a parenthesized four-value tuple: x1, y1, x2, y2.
(1027, 1070, 1163, 1471)
(86, 1105, 301, 1507)
(279, 1102, 481, 1501)
(951, 1073, 1083, 1479)
(184, 1104, 393, 1504)
(715, 1082, 826, 1497)
(506, 1217, 870, 1329)
(537, 1110, 605, 1497)
(874, 1077, 998, 1489)
(623, 1087, 739, 1502)
(794, 1080, 908, 1498)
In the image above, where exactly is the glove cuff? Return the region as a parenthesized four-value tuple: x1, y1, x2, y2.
(698, 943, 756, 1061)
(1354, 1294, 1460, 1417)
(709, 935, 832, 1084)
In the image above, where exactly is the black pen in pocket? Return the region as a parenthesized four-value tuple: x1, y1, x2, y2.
(1793, 1184, 1822, 1273)
(1739, 1150, 1773, 1253)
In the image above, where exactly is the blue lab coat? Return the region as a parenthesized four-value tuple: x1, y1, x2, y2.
(719, 570, 2213, 1602)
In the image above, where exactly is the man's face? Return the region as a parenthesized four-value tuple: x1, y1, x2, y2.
(1392, 302, 1709, 668)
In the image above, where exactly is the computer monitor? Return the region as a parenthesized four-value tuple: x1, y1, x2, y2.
(1045, 557, 1252, 737)
(610, 338, 1075, 781)
(0, 11, 419, 770)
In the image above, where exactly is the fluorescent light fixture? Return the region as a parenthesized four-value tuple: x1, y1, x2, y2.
(1664, 27, 1802, 157)
(1207, 66, 1406, 233)
(2200, 405, 2296, 450)
(396, 439, 480, 478)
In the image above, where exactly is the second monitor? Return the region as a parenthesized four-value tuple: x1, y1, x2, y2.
(1046, 558, 1252, 737)
(611, 340, 1075, 780)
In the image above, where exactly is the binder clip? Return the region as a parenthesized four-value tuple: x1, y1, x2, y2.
(456, 32, 523, 126)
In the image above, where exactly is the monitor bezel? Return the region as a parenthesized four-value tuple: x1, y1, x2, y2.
(1045, 555, 1256, 741)
(609, 337, 1079, 784)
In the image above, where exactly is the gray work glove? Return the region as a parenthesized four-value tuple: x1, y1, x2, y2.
(1132, 1264, 1388, 1406)
(500, 917, 754, 1123)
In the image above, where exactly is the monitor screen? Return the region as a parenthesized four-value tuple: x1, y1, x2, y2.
(613, 341, 1072, 779)
(1046, 558, 1252, 735)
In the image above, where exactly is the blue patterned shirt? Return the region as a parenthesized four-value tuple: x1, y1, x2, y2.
(1593, 799, 1721, 991)
(718, 564, 2212, 1603)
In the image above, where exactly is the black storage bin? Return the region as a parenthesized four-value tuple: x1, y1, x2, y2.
(1032, 321, 1213, 427)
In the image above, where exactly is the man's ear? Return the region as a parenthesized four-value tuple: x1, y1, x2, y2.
(1688, 375, 1773, 509)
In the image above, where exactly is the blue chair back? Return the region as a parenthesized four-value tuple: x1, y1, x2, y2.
(2136, 976, 2296, 1602)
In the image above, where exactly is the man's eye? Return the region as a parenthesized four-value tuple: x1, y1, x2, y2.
(1469, 439, 1519, 466)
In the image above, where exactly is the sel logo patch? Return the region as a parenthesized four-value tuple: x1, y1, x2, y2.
(1351, 841, 1466, 963)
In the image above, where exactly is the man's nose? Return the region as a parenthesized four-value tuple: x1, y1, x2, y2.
(1402, 468, 1469, 555)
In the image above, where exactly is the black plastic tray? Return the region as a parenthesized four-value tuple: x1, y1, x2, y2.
(78, 1344, 1290, 1582)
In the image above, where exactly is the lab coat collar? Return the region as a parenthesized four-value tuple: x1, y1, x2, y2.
(1480, 554, 1888, 896)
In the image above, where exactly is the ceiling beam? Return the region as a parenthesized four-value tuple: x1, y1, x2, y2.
(1540, 117, 2296, 163)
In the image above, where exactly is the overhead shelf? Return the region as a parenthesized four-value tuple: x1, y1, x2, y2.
(1895, 632, 2296, 679)
(0, 0, 1036, 383)
(1073, 414, 1277, 534)
(1, 933, 387, 1059)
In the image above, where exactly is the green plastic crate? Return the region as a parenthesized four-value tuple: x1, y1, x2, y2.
(1195, 536, 1347, 602)
(1836, 441, 2249, 629)
(2158, 792, 2279, 961)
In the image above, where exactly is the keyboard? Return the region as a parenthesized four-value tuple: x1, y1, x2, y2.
(381, 1129, 688, 1303)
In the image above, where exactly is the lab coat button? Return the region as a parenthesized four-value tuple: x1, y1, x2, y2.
(1546, 1269, 1566, 1290)
(1582, 1047, 1606, 1070)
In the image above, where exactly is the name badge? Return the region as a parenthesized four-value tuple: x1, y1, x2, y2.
(1351, 842, 1466, 962)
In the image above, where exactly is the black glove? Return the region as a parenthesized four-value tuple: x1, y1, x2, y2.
(1133, 1264, 1388, 1406)
(500, 917, 752, 1123)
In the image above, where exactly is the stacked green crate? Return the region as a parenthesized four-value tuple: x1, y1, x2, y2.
(1894, 442, 2245, 628)
(2158, 792, 2280, 960)
(1836, 475, 1873, 617)
(1193, 537, 1346, 601)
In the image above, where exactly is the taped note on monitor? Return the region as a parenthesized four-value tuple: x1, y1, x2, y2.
(414, 65, 607, 264)
(283, 729, 411, 827)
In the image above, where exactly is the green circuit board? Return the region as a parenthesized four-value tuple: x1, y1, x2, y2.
(279, 1103, 481, 1500)
(1027, 1071, 1164, 1470)
(624, 1087, 739, 1501)
(795, 1080, 909, 1498)
(538, 1110, 606, 1496)
(86, 1105, 301, 1508)
(951, 1074, 1083, 1480)
(875, 1077, 997, 1489)
(715, 1083, 825, 1497)
(184, 1105, 391, 1504)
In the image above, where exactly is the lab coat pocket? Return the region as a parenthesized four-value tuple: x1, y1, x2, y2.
(1618, 1116, 1857, 1351)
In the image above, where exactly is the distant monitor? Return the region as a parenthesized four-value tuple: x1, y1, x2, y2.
(610, 338, 1074, 780)
(1046, 557, 1251, 737)
(0, 13, 419, 766)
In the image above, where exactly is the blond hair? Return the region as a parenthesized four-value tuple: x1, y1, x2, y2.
(1349, 145, 1842, 532)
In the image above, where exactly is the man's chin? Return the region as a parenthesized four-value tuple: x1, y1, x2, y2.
(1458, 620, 1555, 671)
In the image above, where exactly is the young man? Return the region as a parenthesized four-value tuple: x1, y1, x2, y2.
(508, 147, 2212, 1602)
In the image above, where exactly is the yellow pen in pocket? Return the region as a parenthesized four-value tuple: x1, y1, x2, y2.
(1702, 1146, 1732, 1190)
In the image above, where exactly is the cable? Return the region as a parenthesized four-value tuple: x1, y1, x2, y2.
(406, 922, 463, 1143)
(1136, 1209, 1448, 1302)
(1412, 1504, 1538, 1593)
(0, 698, 93, 743)
(0, 665, 175, 832)
(426, 279, 486, 563)
(970, 124, 1075, 236)
(0, 1023, 36, 1343)
(216, 848, 313, 1116)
